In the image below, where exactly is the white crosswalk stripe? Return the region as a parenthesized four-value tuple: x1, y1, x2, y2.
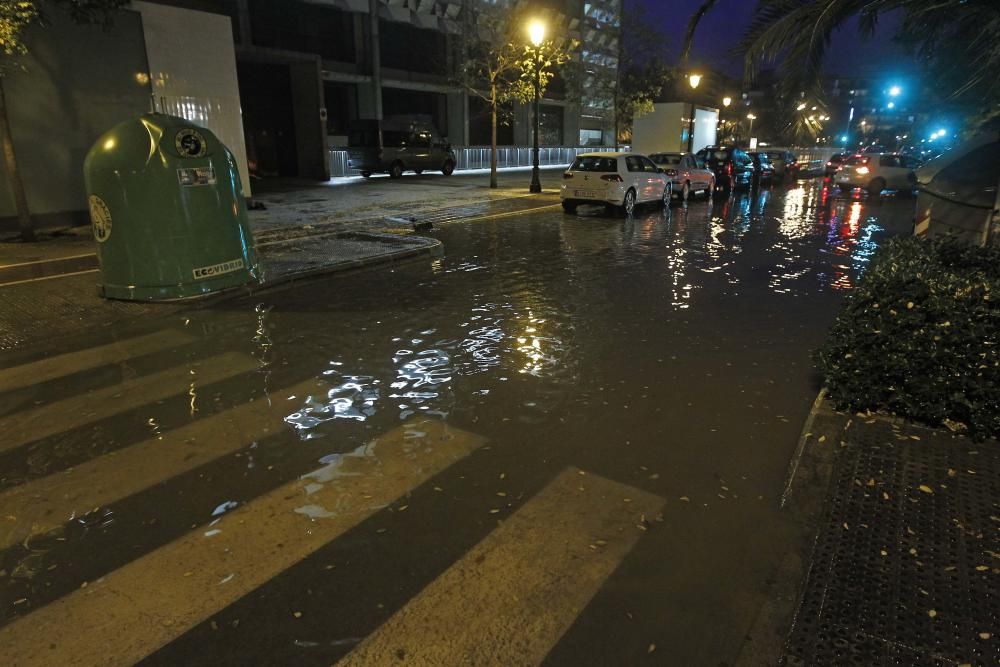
(0, 329, 193, 394)
(0, 419, 486, 667)
(0, 350, 257, 455)
(337, 467, 664, 666)
(1, 332, 665, 667)
(0, 376, 327, 550)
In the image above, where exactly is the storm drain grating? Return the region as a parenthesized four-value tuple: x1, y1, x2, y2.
(782, 419, 999, 666)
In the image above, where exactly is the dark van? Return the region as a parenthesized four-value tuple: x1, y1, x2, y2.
(347, 118, 457, 179)
(695, 145, 754, 194)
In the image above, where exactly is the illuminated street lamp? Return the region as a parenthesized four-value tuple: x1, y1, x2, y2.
(889, 85, 901, 97)
(722, 96, 732, 140)
(527, 19, 545, 193)
(686, 73, 701, 151)
(746, 112, 757, 138)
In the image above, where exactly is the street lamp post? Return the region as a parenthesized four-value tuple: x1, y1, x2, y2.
(722, 96, 731, 141)
(528, 20, 545, 194)
(746, 112, 756, 139)
(687, 73, 701, 152)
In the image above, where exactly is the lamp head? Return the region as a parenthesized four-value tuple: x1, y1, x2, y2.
(528, 20, 545, 47)
(688, 74, 702, 89)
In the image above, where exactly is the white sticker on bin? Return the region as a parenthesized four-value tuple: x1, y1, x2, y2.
(192, 258, 244, 280)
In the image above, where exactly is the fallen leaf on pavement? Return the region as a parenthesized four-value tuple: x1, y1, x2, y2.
(918, 485, 934, 494)
(928, 609, 937, 618)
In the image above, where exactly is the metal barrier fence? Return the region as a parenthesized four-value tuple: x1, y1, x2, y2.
(328, 145, 623, 178)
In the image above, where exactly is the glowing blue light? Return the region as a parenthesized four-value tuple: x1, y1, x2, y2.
(889, 85, 901, 97)
(840, 135, 848, 142)
(887, 102, 895, 109)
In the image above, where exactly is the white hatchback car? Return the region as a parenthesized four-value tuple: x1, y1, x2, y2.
(560, 152, 672, 216)
(835, 153, 922, 195)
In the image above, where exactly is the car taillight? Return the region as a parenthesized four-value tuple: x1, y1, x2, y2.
(600, 174, 623, 182)
(666, 169, 677, 176)
(826, 162, 833, 166)
(856, 166, 870, 175)
(563, 172, 573, 179)
(725, 162, 733, 176)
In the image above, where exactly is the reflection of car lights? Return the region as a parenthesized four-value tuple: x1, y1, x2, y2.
(856, 166, 869, 175)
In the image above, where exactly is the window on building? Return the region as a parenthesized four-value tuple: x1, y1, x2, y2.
(380, 22, 447, 75)
(249, 0, 355, 62)
(579, 128, 604, 146)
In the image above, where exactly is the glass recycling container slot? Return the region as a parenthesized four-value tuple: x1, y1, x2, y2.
(84, 113, 257, 301)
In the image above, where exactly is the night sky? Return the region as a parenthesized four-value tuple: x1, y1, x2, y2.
(636, 0, 912, 79)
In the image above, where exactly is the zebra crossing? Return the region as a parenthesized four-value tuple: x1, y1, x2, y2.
(0, 327, 665, 666)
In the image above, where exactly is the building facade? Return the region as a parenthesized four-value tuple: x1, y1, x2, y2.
(1, 0, 620, 230)
(152, 0, 620, 178)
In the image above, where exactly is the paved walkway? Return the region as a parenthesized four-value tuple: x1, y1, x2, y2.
(780, 400, 998, 666)
(0, 169, 563, 352)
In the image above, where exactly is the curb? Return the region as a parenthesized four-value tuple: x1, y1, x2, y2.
(248, 237, 443, 296)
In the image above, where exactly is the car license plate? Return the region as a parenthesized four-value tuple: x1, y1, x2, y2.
(574, 189, 598, 198)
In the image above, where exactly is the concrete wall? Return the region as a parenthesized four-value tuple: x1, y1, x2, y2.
(0, 10, 151, 229)
(134, 1, 253, 195)
(289, 60, 330, 180)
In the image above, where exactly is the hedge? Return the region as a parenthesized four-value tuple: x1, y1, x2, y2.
(817, 237, 1000, 440)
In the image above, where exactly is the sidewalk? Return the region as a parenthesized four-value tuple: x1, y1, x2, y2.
(778, 399, 998, 666)
(0, 170, 562, 352)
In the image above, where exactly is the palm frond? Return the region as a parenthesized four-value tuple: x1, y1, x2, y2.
(680, 0, 720, 63)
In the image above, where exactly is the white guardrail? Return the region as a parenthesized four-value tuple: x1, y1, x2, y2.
(328, 145, 840, 178)
(328, 146, 624, 178)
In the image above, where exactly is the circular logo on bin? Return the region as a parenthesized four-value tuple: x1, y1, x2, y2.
(175, 128, 208, 158)
(88, 195, 112, 243)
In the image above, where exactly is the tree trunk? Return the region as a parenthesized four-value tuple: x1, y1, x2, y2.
(0, 77, 35, 242)
(490, 84, 498, 189)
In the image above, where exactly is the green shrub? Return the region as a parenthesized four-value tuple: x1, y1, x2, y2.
(817, 237, 1000, 440)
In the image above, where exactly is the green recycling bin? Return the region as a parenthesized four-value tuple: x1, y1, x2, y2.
(84, 113, 258, 301)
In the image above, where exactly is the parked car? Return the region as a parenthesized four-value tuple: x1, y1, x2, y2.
(648, 152, 715, 201)
(748, 152, 775, 187)
(764, 150, 798, 180)
(824, 153, 846, 176)
(914, 134, 1000, 244)
(560, 152, 672, 216)
(347, 117, 456, 179)
(834, 153, 922, 196)
(695, 145, 753, 194)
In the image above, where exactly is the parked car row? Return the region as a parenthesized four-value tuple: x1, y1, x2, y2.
(560, 146, 800, 216)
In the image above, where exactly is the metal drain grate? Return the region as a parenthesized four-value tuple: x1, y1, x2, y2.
(782, 419, 999, 666)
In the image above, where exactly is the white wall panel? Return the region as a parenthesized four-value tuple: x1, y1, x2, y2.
(134, 1, 252, 196)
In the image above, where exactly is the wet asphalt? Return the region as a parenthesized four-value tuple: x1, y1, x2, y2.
(0, 178, 916, 666)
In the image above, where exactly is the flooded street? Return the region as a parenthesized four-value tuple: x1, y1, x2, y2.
(1, 180, 915, 666)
